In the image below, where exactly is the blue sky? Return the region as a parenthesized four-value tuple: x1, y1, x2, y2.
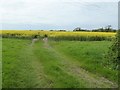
(0, 0, 119, 30)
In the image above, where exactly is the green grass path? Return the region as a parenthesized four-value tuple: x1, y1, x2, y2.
(38, 39, 117, 88)
(2, 38, 118, 88)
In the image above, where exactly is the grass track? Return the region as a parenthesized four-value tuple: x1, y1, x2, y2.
(2, 38, 118, 88)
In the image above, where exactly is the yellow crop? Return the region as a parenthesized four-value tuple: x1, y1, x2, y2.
(1, 30, 116, 38)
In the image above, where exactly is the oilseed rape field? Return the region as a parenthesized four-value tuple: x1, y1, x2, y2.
(1, 30, 116, 41)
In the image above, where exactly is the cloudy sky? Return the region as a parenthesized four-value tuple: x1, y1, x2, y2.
(0, 0, 119, 30)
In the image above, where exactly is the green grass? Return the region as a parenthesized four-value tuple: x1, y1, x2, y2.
(3, 38, 34, 87)
(2, 38, 87, 88)
(2, 38, 118, 88)
(49, 41, 118, 82)
(33, 41, 88, 88)
(2, 38, 48, 88)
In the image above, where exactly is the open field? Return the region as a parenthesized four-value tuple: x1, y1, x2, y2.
(2, 38, 118, 88)
(1, 30, 116, 37)
(1, 30, 116, 41)
(1, 0, 119, 88)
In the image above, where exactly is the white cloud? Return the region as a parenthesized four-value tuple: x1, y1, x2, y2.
(0, 0, 118, 29)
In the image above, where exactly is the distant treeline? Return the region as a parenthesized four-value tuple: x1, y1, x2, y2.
(73, 27, 117, 32)
(48, 29, 117, 32)
(48, 25, 117, 32)
(73, 25, 114, 32)
(47, 28, 117, 32)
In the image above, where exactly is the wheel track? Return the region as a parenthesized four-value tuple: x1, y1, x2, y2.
(42, 38, 118, 88)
